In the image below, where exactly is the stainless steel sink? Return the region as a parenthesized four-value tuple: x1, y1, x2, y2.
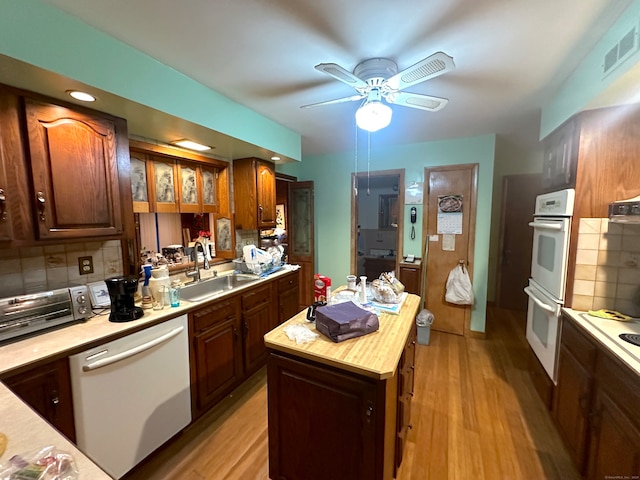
(180, 273, 260, 302)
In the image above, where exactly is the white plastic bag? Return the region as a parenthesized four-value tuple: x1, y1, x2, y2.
(445, 264, 474, 305)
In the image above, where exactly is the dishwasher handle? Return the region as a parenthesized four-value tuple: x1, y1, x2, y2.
(82, 325, 185, 372)
(524, 286, 556, 314)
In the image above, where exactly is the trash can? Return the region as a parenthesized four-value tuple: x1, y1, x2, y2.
(416, 309, 434, 345)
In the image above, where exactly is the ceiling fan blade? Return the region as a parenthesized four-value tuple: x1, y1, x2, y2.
(385, 52, 454, 91)
(300, 93, 366, 109)
(385, 91, 449, 111)
(315, 63, 369, 90)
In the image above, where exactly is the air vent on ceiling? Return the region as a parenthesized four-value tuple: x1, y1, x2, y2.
(603, 24, 639, 77)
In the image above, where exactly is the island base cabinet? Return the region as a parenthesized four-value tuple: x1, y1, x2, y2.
(267, 353, 397, 480)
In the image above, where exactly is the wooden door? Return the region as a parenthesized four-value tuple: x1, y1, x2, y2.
(288, 181, 315, 309)
(496, 173, 542, 310)
(423, 164, 478, 336)
(25, 98, 123, 239)
(256, 161, 276, 228)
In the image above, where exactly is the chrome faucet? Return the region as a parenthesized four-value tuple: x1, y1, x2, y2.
(186, 240, 210, 283)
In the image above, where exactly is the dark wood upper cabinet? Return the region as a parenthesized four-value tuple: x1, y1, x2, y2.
(0, 85, 133, 245)
(543, 105, 640, 307)
(233, 158, 276, 230)
(24, 98, 126, 240)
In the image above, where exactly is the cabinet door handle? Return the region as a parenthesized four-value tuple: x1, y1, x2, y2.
(36, 191, 46, 221)
(258, 204, 263, 222)
(365, 402, 374, 423)
(0, 188, 6, 221)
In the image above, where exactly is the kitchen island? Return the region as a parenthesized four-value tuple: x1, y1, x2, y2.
(264, 292, 420, 480)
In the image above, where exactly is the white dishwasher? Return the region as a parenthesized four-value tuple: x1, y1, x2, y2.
(69, 314, 191, 479)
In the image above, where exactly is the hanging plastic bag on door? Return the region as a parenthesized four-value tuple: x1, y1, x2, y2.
(445, 264, 474, 305)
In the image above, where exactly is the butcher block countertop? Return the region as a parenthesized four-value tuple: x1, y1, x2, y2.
(264, 292, 421, 380)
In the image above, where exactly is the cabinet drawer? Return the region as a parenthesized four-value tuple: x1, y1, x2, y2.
(192, 298, 238, 332)
(241, 283, 272, 311)
(562, 316, 597, 369)
(277, 274, 297, 292)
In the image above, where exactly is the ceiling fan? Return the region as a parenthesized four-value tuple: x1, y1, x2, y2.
(301, 52, 455, 131)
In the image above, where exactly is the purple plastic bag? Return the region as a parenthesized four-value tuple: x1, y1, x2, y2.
(315, 301, 379, 343)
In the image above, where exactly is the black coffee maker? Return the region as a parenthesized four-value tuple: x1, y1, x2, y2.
(105, 276, 144, 322)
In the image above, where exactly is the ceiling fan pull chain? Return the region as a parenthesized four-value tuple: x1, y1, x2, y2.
(367, 131, 371, 196)
(354, 121, 358, 196)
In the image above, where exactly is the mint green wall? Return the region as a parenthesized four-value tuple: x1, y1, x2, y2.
(541, 0, 640, 137)
(280, 135, 495, 333)
(0, 0, 301, 160)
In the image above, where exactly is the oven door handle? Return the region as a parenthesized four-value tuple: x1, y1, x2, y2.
(528, 221, 562, 231)
(524, 286, 556, 313)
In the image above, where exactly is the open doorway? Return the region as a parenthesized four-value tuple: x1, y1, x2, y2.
(351, 170, 404, 280)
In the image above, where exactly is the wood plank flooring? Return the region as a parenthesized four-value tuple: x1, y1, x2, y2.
(123, 306, 580, 480)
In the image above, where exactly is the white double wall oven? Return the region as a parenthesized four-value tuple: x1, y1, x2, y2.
(524, 189, 575, 384)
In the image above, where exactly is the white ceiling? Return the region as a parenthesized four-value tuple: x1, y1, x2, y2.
(11, 0, 634, 159)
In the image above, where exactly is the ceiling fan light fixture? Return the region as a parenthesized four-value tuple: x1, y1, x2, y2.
(355, 100, 392, 132)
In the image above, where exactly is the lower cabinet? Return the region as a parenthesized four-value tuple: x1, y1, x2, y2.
(277, 274, 300, 325)
(587, 355, 640, 478)
(267, 353, 384, 480)
(396, 324, 416, 473)
(190, 297, 243, 418)
(267, 329, 415, 480)
(398, 261, 422, 296)
(554, 314, 640, 478)
(2, 357, 76, 442)
(241, 282, 274, 374)
(552, 317, 596, 473)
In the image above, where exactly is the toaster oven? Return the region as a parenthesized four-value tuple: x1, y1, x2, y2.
(0, 286, 91, 343)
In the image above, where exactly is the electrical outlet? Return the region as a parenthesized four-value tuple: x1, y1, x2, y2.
(78, 256, 94, 275)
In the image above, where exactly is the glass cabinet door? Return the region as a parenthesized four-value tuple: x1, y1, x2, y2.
(150, 159, 178, 213)
(201, 166, 218, 213)
(130, 153, 150, 213)
(178, 163, 201, 213)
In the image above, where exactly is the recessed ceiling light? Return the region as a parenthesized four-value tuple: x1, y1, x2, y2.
(171, 139, 212, 152)
(271, 156, 281, 161)
(67, 90, 96, 102)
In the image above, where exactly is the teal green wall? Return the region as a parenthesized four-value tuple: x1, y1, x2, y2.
(541, 0, 640, 137)
(0, 0, 301, 160)
(280, 135, 495, 333)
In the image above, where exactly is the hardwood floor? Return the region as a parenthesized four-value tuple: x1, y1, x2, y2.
(123, 306, 580, 480)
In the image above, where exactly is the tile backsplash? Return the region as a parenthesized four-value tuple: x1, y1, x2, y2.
(573, 218, 640, 316)
(0, 240, 123, 297)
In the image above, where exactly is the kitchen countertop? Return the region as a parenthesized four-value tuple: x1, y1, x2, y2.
(562, 308, 640, 376)
(0, 382, 111, 479)
(264, 291, 420, 379)
(0, 267, 297, 376)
